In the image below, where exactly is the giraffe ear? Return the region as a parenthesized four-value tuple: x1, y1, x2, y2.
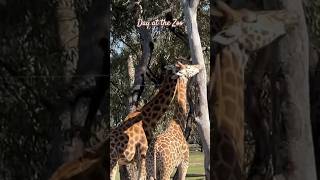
(213, 24, 241, 45)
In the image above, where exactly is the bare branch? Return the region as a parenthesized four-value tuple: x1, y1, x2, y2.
(190, 0, 200, 11)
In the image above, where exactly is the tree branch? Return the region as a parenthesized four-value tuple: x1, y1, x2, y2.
(190, 0, 200, 11)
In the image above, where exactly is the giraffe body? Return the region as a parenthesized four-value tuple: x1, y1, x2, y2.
(148, 122, 189, 180)
(48, 63, 201, 180)
(211, 2, 298, 180)
(146, 76, 190, 180)
(109, 62, 201, 180)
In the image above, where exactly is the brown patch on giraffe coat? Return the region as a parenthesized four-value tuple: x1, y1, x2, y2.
(154, 99, 159, 104)
(233, 58, 240, 71)
(224, 71, 236, 85)
(119, 135, 125, 141)
(224, 99, 236, 119)
(152, 105, 161, 111)
(222, 85, 237, 100)
(133, 127, 139, 133)
(134, 135, 139, 141)
(142, 111, 147, 117)
(222, 53, 232, 68)
(129, 146, 134, 152)
(164, 90, 171, 97)
(160, 97, 166, 104)
(151, 113, 158, 119)
(129, 138, 134, 144)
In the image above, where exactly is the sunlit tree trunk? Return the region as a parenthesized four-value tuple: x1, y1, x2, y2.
(181, 0, 210, 179)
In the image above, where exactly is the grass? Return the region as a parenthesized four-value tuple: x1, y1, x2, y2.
(115, 151, 205, 180)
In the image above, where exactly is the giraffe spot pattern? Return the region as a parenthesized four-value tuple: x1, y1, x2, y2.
(224, 99, 236, 119)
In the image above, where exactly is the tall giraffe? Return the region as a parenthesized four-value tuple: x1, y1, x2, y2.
(210, 1, 298, 179)
(109, 62, 202, 180)
(146, 63, 191, 180)
(48, 62, 202, 180)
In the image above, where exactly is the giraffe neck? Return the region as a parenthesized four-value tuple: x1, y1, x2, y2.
(140, 74, 178, 143)
(212, 46, 245, 179)
(168, 78, 188, 131)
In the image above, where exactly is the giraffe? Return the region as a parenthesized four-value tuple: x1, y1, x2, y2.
(210, 1, 298, 179)
(146, 63, 191, 180)
(48, 62, 202, 180)
(109, 62, 202, 180)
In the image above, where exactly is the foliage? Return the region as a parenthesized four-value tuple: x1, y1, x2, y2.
(110, 0, 209, 139)
(305, 0, 320, 46)
(0, 0, 93, 179)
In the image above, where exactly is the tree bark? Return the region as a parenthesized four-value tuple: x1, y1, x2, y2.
(46, 0, 107, 178)
(46, 0, 80, 176)
(278, 0, 317, 179)
(181, 0, 210, 179)
(56, 0, 79, 83)
(127, 28, 152, 112)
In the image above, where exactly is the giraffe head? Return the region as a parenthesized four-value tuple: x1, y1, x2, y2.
(212, 1, 299, 51)
(164, 62, 202, 80)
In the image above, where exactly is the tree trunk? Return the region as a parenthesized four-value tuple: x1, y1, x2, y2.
(119, 1, 153, 179)
(46, 0, 80, 176)
(56, 0, 79, 83)
(278, 0, 317, 179)
(119, 54, 140, 180)
(127, 28, 152, 112)
(46, 0, 107, 177)
(181, 0, 210, 179)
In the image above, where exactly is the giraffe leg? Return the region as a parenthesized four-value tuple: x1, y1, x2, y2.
(137, 145, 148, 180)
(159, 168, 172, 180)
(146, 146, 155, 180)
(110, 159, 118, 180)
(177, 160, 189, 180)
